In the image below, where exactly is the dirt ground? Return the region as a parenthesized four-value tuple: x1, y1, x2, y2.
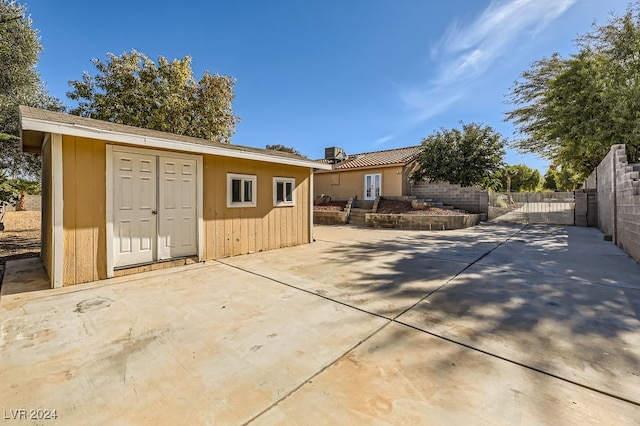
(376, 198, 465, 216)
(313, 201, 348, 211)
(0, 211, 41, 285)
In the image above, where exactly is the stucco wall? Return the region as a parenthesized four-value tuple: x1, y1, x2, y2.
(410, 181, 489, 214)
(314, 166, 404, 200)
(587, 144, 640, 263)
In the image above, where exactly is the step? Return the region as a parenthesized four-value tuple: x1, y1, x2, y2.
(354, 202, 374, 209)
(349, 208, 372, 214)
(348, 217, 367, 225)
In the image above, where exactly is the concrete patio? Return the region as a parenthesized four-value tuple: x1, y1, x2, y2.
(1, 224, 639, 424)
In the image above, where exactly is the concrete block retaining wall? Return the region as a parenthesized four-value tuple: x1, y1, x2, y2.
(410, 182, 488, 214)
(313, 211, 348, 225)
(585, 144, 640, 263)
(366, 213, 480, 230)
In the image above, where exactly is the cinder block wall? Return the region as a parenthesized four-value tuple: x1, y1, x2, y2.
(588, 144, 640, 263)
(574, 189, 597, 227)
(595, 147, 617, 236)
(614, 147, 640, 262)
(410, 181, 488, 214)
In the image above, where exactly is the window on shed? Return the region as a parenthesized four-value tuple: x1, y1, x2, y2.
(227, 173, 257, 207)
(273, 177, 295, 206)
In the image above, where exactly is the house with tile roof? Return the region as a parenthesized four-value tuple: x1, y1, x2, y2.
(314, 146, 422, 201)
(18, 106, 330, 287)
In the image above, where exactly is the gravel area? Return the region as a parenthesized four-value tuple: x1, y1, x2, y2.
(0, 210, 41, 277)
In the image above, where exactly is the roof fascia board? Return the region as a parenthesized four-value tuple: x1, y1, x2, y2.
(22, 116, 332, 170)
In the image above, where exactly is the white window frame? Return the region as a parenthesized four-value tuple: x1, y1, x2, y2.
(273, 177, 296, 207)
(364, 173, 382, 200)
(227, 173, 257, 208)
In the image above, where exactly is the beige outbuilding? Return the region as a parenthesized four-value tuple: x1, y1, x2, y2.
(18, 106, 330, 288)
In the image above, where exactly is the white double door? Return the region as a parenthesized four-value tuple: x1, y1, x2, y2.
(113, 150, 197, 267)
(364, 173, 381, 200)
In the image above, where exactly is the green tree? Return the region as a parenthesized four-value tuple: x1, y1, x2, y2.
(9, 177, 39, 210)
(0, 0, 63, 180)
(412, 122, 506, 187)
(541, 166, 582, 191)
(506, 4, 640, 179)
(491, 164, 541, 192)
(0, 170, 16, 210)
(542, 169, 558, 191)
(68, 50, 239, 144)
(265, 144, 305, 157)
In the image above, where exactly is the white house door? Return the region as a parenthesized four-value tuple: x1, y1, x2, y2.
(364, 173, 381, 200)
(113, 151, 198, 268)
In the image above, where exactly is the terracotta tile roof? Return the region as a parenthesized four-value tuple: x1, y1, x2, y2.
(321, 146, 422, 170)
(18, 106, 312, 163)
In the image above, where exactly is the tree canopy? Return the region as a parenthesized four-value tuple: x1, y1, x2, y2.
(542, 166, 583, 191)
(411, 122, 506, 187)
(265, 144, 305, 157)
(0, 0, 63, 180)
(67, 50, 239, 144)
(506, 4, 640, 179)
(491, 164, 541, 192)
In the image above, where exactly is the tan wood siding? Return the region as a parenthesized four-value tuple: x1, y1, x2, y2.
(62, 136, 107, 285)
(203, 156, 310, 259)
(59, 138, 311, 285)
(314, 166, 405, 200)
(41, 138, 52, 281)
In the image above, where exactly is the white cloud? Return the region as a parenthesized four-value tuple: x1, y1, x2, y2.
(373, 134, 396, 146)
(402, 0, 577, 122)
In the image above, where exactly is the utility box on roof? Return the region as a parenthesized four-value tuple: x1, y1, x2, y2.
(324, 147, 346, 163)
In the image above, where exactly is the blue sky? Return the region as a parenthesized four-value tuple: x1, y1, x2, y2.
(25, 0, 631, 171)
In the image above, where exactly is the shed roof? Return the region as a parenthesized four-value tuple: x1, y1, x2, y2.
(19, 106, 331, 170)
(319, 146, 422, 171)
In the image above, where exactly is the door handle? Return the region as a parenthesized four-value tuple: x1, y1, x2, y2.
(152, 210, 157, 215)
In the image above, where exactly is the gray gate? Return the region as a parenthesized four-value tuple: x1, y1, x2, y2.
(488, 192, 575, 225)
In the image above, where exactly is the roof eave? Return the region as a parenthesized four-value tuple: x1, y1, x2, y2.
(316, 161, 414, 172)
(21, 115, 332, 170)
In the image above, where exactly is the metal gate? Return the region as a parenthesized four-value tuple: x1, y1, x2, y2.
(488, 192, 575, 225)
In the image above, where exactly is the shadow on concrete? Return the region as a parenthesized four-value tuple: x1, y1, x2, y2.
(323, 224, 640, 405)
